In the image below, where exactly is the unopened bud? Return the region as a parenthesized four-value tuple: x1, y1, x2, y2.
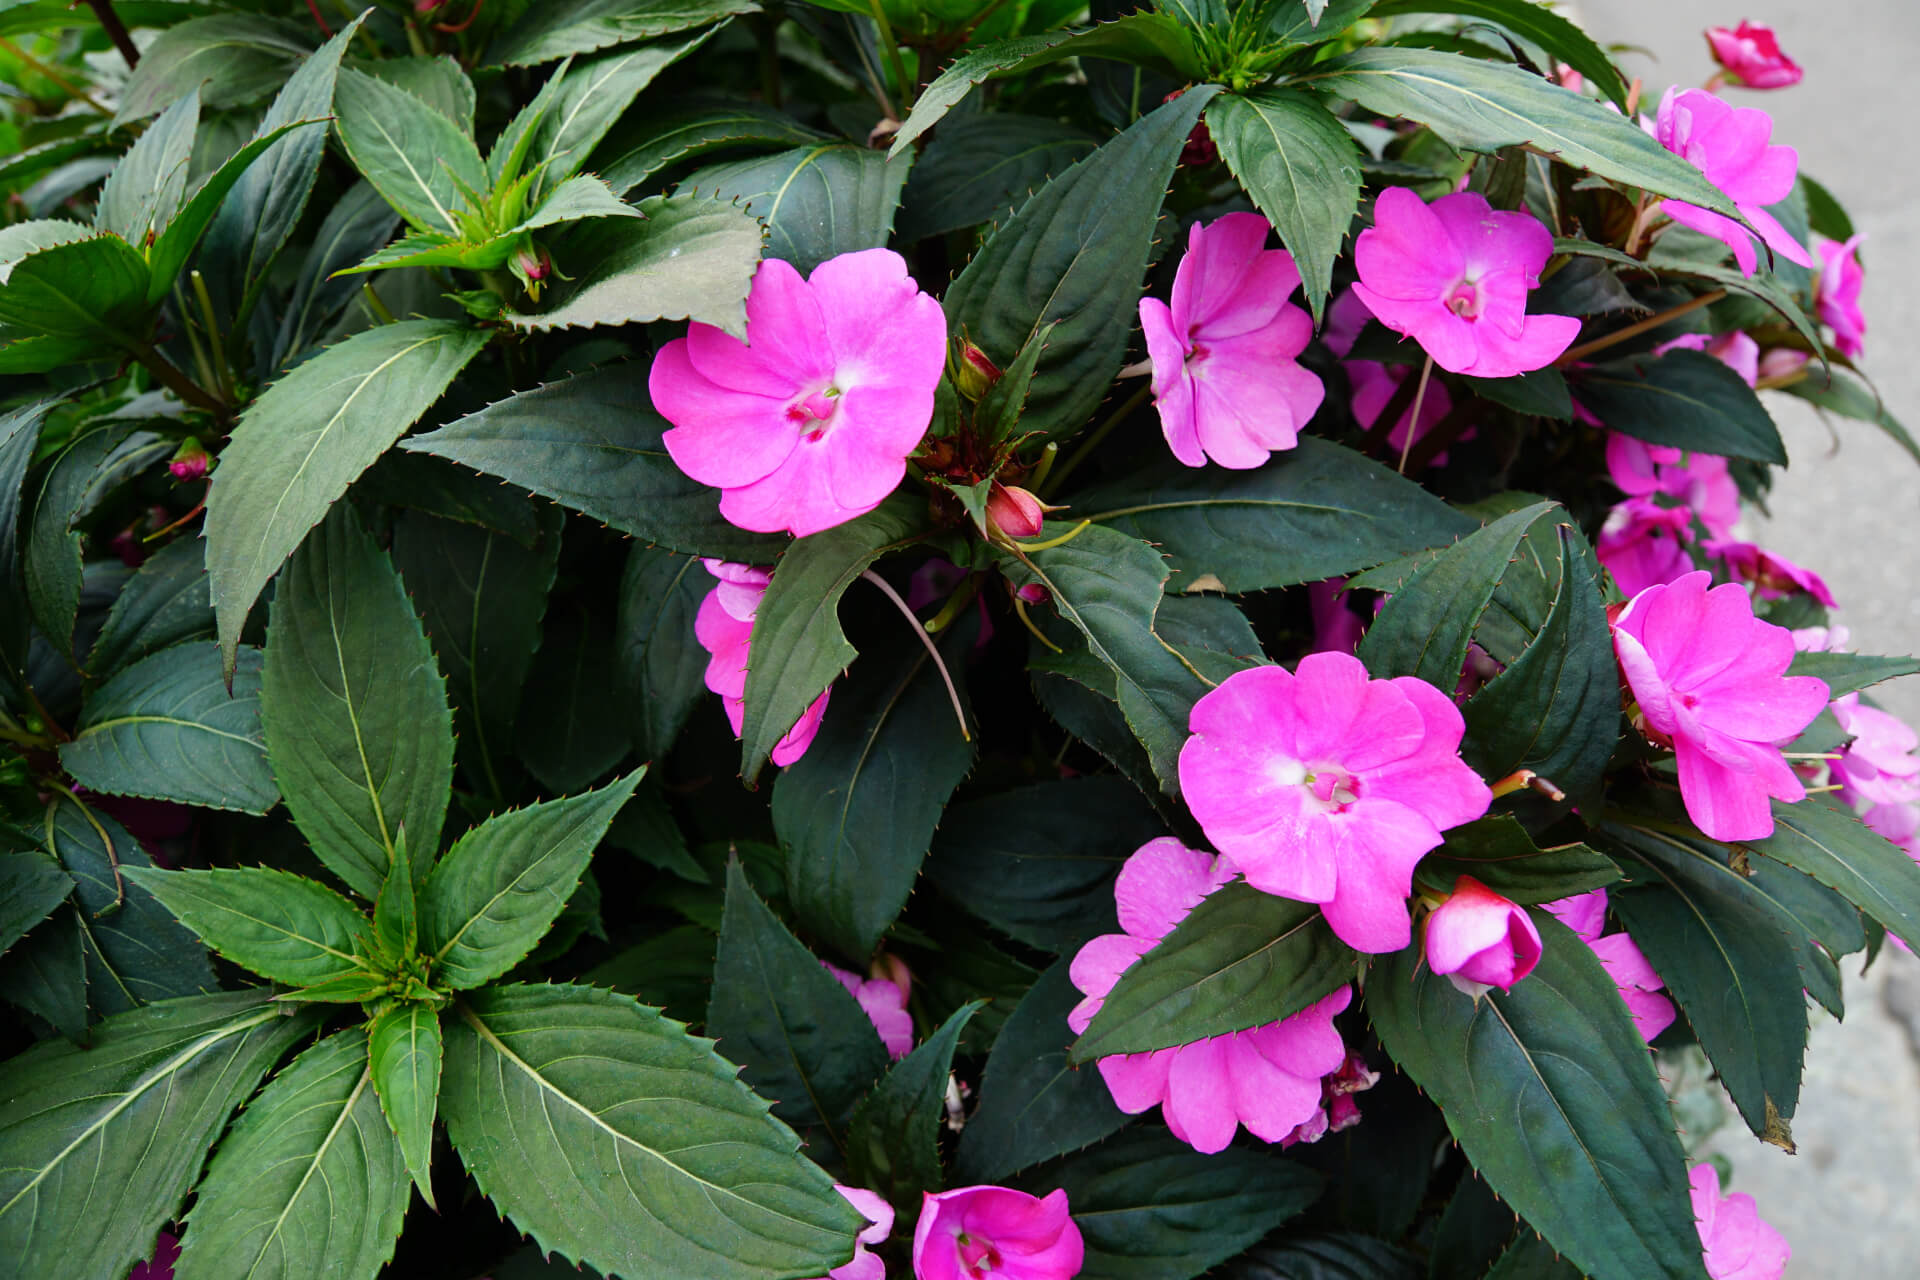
(987, 483, 1046, 538)
(168, 438, 210, 482)
(1161, 89, 1218, 167)
(953, 339, 1002, 402)
(514, 246, 552, 283)
(1015, 583, 1051, 606)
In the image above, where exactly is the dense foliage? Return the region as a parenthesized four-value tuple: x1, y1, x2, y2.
(0, 2, 1914, 1279)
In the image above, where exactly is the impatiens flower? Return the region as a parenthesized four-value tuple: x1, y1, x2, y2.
(913, 1185, 1084, 1280)
(1706, 539, 1837, 605)
(1790, 622, 1850, 654)
(824, 959, 914, 1060)
(1654, 329, 1761, 388)
(807, 1185, 892, 1280)
(1605, 435, 1740, 537)
(1815, 233, 1866, 358)
(167, 438, 210, 481)
(1652, 88, 1812, 277)
(1423, 876, 1542, 997)
(1351, 188, 1580, 378)
(1598, 497, 1695, 599)
(1610, 571, 1829, 841)
(1308, 578, 1365, 656)
(1864, 800, 1920, 861)
(696, 560, 831, 766)
(1067, 837, 1355, 1153)
(1545, 890, 1677, 1042)
(1139, 212, 1324, 469)
(1832, 694, 1920, 807)
(1705, 21, 1803, 90)
(1178, 653, 1493, 952)
(1690, 1163, 1790, 1280)
(1349, 358, 1469, 468)
(650, 248, 947, 537)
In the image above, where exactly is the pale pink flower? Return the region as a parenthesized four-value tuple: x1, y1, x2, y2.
(913, 1186, 1084, 1280)
(1139, 212, 1323, 468)
(804, 1186, 893, 1280)
(1597, 497, 1697, 599)
(1690, 1163, 1790, 1280)
(823, 960, 914, 1060)
(1706, 540, 1836, 606)
(1611, 571, 1829, 840)
(1544, 890, 1677, 1042)
(1652, 88, 1812, 277)
(1705, 22, 1803, 90)
(1423, 875, 1542, 997)
(1351, 188, 1580, 378)
(1832, 695, 1920, 808)
(1814, 234, 1866, 358)
(1178, 653, 1492, 952)
(695, 560, 830, 766)
(1605, 434, 1740, 537)
(650, 248, 947, 537)
(1654, 330, 1761, 387)
(1066, 837, 1355, 1153)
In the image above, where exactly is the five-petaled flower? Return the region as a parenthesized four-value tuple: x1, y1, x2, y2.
(1652, 88, 1813, 277)
(912, 1185, 1084, 1280)
(695, 560, 831, 766)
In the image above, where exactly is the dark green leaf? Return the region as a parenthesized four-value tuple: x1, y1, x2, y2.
(0, 231, 152, 355)
(1221, 1232, 1423, 1280)
(0, 849, 72, 954)
(1749, 797, 1920, 954)
(145, 118, 325, 304)
(176, 1027, 409, 1280)
(25, 424, 163, 658)
(1779, 366, 1920, 465)
(368, 1002, 442, 1209)
(1368, 916, 1708, 1280)
(0, 398, 51, 689)
(112, 14, 311, 122)
(1785, 650, 1920, 698)
(607, 778, 707, 881)
(1573, 350, 1785, 464)
(97, 89, 200, 247)
(441, 982, 864, 1277)
(0, 907, 87, 1039)
(1483, 1234, 1585, 1279)
(487, 0, 756, 65)
(270, 181, 400, 369)
(517, 600, 631, 793)
(616, 545, 710, 762)
(356, 54, 476, 133)
(583, 923, 716, 1023)
(1463, 366, 1573, 419)
(847, 1002, 978, 1206)
(333, 68, 486, 236)
(86, 536, 214, 677)
(0, 991, 318, 1280)
(351, 451, 544, 546)
(1073, 883, 1355, 1060)
(598, 99, 830, 195)
(1643, 245, 1825, 361)
(421, 770, 643, 989)
(898, 113, 1097, 242)
(1365, 0, 1629, 108)
(1290, 1067, 1447, 1240)
(373, 847, 418, 963)
(120, 864, 368, 987)
(684, 143, 910, 275)
(516, 32, 713, 195)
(1412, 815, 1619, 905)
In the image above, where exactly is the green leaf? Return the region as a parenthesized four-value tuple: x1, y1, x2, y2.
(119, 865, 371, 987)
(59, 641, 276, 814)
(1366, 0, 1630, 109)
(0, 232, 152, 349)
(598, 99, 830, 195)
(0, 0, 218, 36)
(1209, 88, 1362, 323)
(421, 770, 643, 990)
(270, 181, 401, 368)
(333, 68, 487, 236)
(487, 0, 756, 65)
(944, 87, 1216, 442)
(1779, 365, 1920, 465)
(442, 982, 864, 1277)
(1786, 650, 1920, 698)
(272, 971, 395, 1006)
(0, 398, 52, 690)
(206, 317, 489, 672)
(1072, 883, 1355, 1061)
(1412, 815, 1620, 905)
(0, 850, 72, 954)
(1573, 349, 1786, 464)
(1357, 501, 1556, 689)
(146, 121, 322, 304)
(0, 991, 318, 1280)
(405, 362, 780, 560)
(617, 546, 710, 762)
(25, 424, 164, 657)
(847, 1002, 978, 1206)
(897, 113, 1097, 242)
(0, 906, 87, 1039)
(261, 510, 455, 897)
(706, 859, 893, 1147)
(925, 776, 1164, 953)
(97, 88, 200, 248)
(1483, 1233, 1586, 1280)
(516, 600, 632, 793)
(1221, 1232, 1423, 1280)
(352, 450, 546, 546)
(374, 838, 420, 963)
(176, 1027, 410, 1280)
(356, 54, 477, 133)
(773, 623, 975, 961)
(86, 536, 214, 677)
(685, 143, 911, 275)
(112, 14, 311, 123)
(1643, 245, 1825, 361)
(1308, 48, 1745, 221)
(1465, 365, 1573, 419)
(368, 1002, 442, 1209)
(955, 958, 1129, 1184)
(1748, 797, 1920, 954)
(505, 193, 765, 335)
(1079, 437, 1475, 594)
(738, 497, 926, 779)
(1368, 916, 1709, 1280)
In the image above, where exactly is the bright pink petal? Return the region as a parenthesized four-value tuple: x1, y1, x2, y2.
(1096, 1048, 1173, 1113)
(1545, 889, 1609, 943)
(1459, 311, 1581, 378)
(1226, 1033, 1329, 1143)
(1674, 734, 1795, 841)
(1430, 194, 1554, 280)
(1355, 187, 1463, 300)
(653, 341, 801, 490)
(1350, 284, 1480, 372)
(1067, 932, 1154, 1028)
(1115, 837, 1233, 941)
(1163, 1038, 1240, 1153)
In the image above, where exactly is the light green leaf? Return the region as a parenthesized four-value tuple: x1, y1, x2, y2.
(1366, 0, 1630, 108)
(355, 54, 477, 134)
(516, 174, 640, 231)
(373, 844, 419, 964)
(487, 0, 757, 66)
(112, 14, 312, 123)
(684, 143, 910, 275)
(97, 88, 200, 246)
(368, 1003, 442, 1209)
(333, 68, 487, 236)
(119, 864, 368, 988)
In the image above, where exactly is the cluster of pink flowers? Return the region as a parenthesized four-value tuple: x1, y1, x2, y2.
(1544, 889, 1676, 1042)
(695, 559, 831, 766)
(1650, 87, 1811, 277)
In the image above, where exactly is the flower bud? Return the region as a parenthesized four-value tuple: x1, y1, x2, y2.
(167, 438, 210, 481)
(1424, 876, 1542, 999)
(514, 245, 551, 283)
(1015, 582, 1051, 606)
(952, 338, 1002, 402)
(1705, 21, 1802, 90)
(987, 483, 1046, 539)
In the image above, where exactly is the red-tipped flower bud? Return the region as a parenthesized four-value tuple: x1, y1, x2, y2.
(167, 437, 210, 482)
(953, 339, 1002, 402)
(987, 483, 1046, 538)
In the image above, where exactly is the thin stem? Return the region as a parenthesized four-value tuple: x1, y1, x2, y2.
(82, 0, 141, 69)
(1620, 195, 1661, 258)
(1554, 289, 1727, 367)
(1013, 592, 1063, 653)
(126, 341, 227, 416)
(1398, 355, 1435, 474)
(861, 569, 970, 742)
(1043, 383, 1152, 498)
(997, 519, 1092, 554)
(755, 11, 783, 109)
(190, 271, 235, 404)
(49, 784, 123, 908)
(922, 574, 980, 635)
(0, 38, 110, 113)
(143, 500, 205, 543)
(867, 0, 910, 119)
(1403, 396, 1477, 475)
(303, 0, 334, 35)
(361, 282, 398, 325)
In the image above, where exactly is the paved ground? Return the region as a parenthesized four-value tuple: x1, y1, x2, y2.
(1577, 3, 1920, 1272)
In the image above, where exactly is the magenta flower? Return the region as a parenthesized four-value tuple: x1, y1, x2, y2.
(806, 1185, 892, 1280)
(1832, 695, 1920, 808)
(1351, 188, 1580, 378)
(695, 560, 830, 767)
(1350, 359, 1469, 468)
(1815, 234, 1867, 358)
(650, 248, 947, 538)
(1654, 330, 1761, 388)
(1423, 876, 1543, 997)
(1610, 571, 1829, 841)
(1178, 653, 1492, 953)
(1690, 1163, 1790, 1280)
(1706, 540, 1836, 606)
(1308, 578, 1365, 656)
(1545, 890, 1677, 1042)
(823, 959, 914, 1060)
(1705, 21, 1803, 90)
(912, 1185, 1084, 1280)
(1138, 212, 1324, 469)
(1652, 88, 1812, 277)
(1604, 434, 1739, 537)
(1067, 837, 1355, 1153)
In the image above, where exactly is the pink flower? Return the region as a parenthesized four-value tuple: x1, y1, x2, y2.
(1757, 348, 1809, 382)
(1690, 1163, 1790, 1280)
(1654, 330, 1760, 387)
(1832, 695, 1920, 807)
(1705, 22, 1803, 90)
(1864, 801, 1920, 860)
(1790, 623, 1849, 654)
(1544, 888, 1609, 943)
(650, 248, 947, 538)
(1178, 653, 1493, 953)
(1139, 212, 1324, 469)
(1597, 497, 1696, 602)
(1423, 875, 1542, 998)
(808, 1185, 892, 1280)
(1652, 88, 1812, 277)
(913, 1185, 1084, 1280)
(823, 959, 914, 1060)
(695, 559, 831, 766)
(1067, 837, 1355, 1153)
(167, 438, 210, 481)
(1610, 571, 1829, 840)
(1351, 188, 1580, 378)
(1706, 540, 1837, 606)
(1308, 578, 1365, 656)
(1348, 359, 1470, 468)
(1815, 234, 1866, 358)
(1605, 435, 1740, 537)
(1544, 891, 1676, 1042)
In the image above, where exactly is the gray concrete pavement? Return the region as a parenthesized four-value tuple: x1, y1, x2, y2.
(1578, 4, 1920, 1272)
